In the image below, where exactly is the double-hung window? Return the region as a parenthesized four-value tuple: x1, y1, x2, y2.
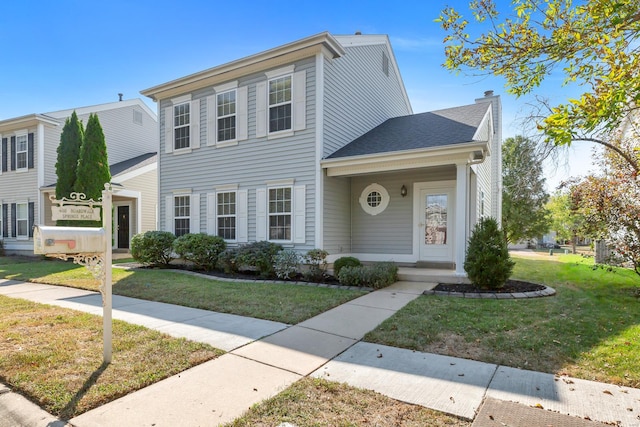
(268, 187, 291, 241)
(268, 76, 292, 133)
(217, 90, 236, 142)
(174, 195, 190, 237)
(173, 102, 190, 150)
(16, 203, 28, 238)
(217, 191, 236, 240)
(16, 134, 28, 170)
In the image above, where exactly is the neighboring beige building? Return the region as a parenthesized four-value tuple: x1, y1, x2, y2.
(0, 99, 158, 255)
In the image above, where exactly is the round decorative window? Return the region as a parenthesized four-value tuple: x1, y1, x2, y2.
(359, 183, 389, 216)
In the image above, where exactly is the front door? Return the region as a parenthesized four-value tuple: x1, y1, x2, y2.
(416, 183, 454, 262)
(117, 205, 130, 249)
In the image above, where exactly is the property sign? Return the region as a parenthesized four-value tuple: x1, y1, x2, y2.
(51, 206, 101, 221)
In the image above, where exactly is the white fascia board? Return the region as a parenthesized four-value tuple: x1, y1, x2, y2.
(0, 114, 60, 132)
(321, 142, 489, 177)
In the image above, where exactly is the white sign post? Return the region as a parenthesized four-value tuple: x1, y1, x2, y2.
(41, 183, 113, 364)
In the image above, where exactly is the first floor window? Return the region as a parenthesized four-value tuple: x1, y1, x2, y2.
(0, 206, 3, 239)
(217, 191, 236, 240)
(174, 195, 190, 237)
(268, 187, 291, 241)
(16, 134, 27, 170)
(16, 203, 28, 238)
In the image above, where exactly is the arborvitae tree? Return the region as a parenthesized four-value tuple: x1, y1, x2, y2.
(55, 111, 84, 226)
(56, 111, 84, 198)
(464, 217, 514, 289)
(74, 113, 111, 226)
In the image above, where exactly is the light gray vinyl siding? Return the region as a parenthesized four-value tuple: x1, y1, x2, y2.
(322, 175, 351, 254)
(351, 167, 455, 255)
(158, 58, 317, 247)
(43, 127, 62, 186)
(322, 44, 411, 158)
(119, 168, 158, 233)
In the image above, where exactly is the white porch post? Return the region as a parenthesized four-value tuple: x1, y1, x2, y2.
(455, 163, 468, 276)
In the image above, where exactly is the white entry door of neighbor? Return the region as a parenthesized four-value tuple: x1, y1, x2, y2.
(415, 182, 455, 262)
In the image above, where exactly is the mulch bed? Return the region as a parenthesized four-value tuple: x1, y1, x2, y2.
(434, 279, 545, 293)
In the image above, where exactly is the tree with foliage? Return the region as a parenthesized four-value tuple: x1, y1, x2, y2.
(546, 190, 584, 253)
(55, 111, 84, 200)
(437, 0, 640, 175)
(74, 113, 111, 226)
(464, 217, 514, 289)
(501, 135, 551, 243)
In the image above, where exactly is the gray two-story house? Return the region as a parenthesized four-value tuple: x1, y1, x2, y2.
(141, 32, 502, 275)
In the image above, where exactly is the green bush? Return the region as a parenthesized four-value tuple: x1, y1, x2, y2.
(172, 233, 226, 271)
(303, 249, 329, 282)
(333, 256, 361, 277)
(338, 262, 398, 289)
(464, 217, 514, 289)
(130, 231, 176, 267)
(235, 241, 283, 278)
(273, 250, 300, 279)
(218, 247, 239, 274)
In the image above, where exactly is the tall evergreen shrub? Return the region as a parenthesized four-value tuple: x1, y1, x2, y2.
(464, 217, 514, 289)
(55, 111, 84, 226)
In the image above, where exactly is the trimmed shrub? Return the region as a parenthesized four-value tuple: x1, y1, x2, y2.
(218, 247, 239, 274)
(464, 217, 514, 289)
(273, 250, 301, 279)
(303, 249, 329, 282)
(172, 233, 226, 271)
(333, 256, 361, 277)
(130, 231, 176, 267)
(236, 241, 283, 278)
(338, 262, 398, 289)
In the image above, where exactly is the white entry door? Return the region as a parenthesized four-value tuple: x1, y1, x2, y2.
(415, 183, 455, 262)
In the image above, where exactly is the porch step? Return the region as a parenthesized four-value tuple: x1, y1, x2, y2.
(397, 267, 470, 285)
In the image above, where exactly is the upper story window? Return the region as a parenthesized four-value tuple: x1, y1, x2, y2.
(174, 195, 190, 237)
(268, 75, 292, 133)
(217, 90, 236, 142)
(173, 102, 190, 150)
(217, 191, 236, 240)
(16, 134, 28, 170)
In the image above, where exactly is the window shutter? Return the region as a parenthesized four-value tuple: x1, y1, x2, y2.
(206, 95, 216, 146)
(293, 70, 307, 131)
(1, 138, 7, 172)
(256, 187, 267, 241)
(190, 99, 201, 149)
(255, 81, 267, 138)
(237, 190, 248, 243)
(11, 203, 16, 237)
(164, 107, 173, 154)
(27, 133, 34, 169)
(165, 196, 173, 233)
(237, 86, 248, 141)
(293, 185, 306, 244)
(206, 192, 216, 235)
(28, 202, 34, 237)
(10, 136, 16, 171)
(190, 193, 200, 233)
(2, 204, 8, 238)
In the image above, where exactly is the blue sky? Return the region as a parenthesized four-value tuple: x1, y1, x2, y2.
(0, 0, 597, 190)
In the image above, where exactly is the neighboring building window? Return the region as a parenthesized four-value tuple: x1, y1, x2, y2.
(268, 75, 292, 133)
(217, 191, 236, 240)
(0, 206, 3, 239)
(173, 102, 190, 150)
(133, 109, 143, 125)
(174, 195, 190, 237)
(217, 90, 236, 142)
(16, 203, 28, 238)
(268, 187, 291, 241)
(16, 134, 28, 170)
(359, 183, 390, 216)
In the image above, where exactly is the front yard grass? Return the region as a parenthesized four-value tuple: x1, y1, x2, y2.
(365, 253, 640, 388)
(0, 294, 223, 420)
(0, 256, 367, 324)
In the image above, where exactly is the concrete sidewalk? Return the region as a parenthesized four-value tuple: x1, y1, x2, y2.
(1, 278, 639, 426)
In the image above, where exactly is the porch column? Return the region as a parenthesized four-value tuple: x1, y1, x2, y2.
(455, 163, 468, 276)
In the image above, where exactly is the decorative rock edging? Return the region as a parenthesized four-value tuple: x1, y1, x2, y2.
(423, 285, 556, 299)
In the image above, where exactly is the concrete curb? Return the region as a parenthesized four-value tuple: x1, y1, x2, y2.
(423, 285, 556, 299)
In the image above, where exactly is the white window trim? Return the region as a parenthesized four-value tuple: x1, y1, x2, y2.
(15, 201, 29, 240)
(173, 194, 191, 237)
(165, 94, 200, 155)
(359, 183, 390, 216)
(15, 131, 28, 172)
(258, 183, 305, 244)
(267, 74, 293, 137)
(267, 185, 293, 243)
(0, 133, 3, 176)
(0, 203, 3, 240)
(215, 88, 238, 145)
(216, 190, 238, 243)
(172, 101, 191, 152)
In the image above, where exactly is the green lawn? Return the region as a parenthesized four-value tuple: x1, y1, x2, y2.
(365, 253, 640, 387)
(0, 256, 367, 324)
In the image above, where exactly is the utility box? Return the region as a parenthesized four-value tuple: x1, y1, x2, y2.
(33, 225, 105, 255)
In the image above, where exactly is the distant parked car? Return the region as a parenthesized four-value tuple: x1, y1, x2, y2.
(545, 243, 561, 249)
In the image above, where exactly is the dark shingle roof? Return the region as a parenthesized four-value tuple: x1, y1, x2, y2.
(110, 152, 157, 177)
(327, 103, 490, 159)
